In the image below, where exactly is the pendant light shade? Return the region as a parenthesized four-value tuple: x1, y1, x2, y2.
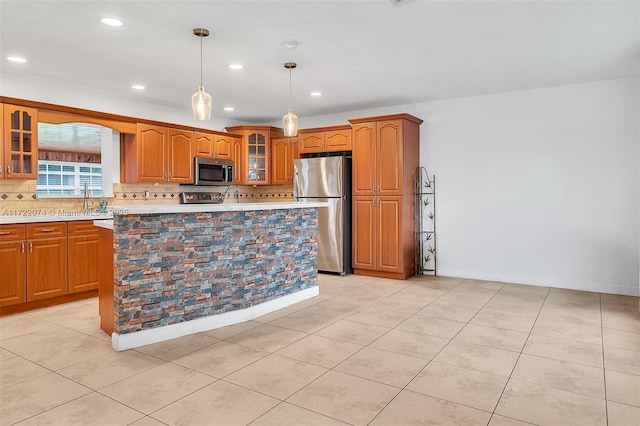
(192, 28, 211, 120)
(283, 61, 298, 137)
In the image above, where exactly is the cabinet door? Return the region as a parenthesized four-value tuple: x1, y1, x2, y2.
(300, 132, 324, 154)
(325, 129, 352, 151)
(352, 196, 376, 271)
(246, 131, 269, 184)
(377, 120, 403, 195)
(137, 124, 167, 182)
(213, 135, 232, 159)
(4, 104, 38, 179)
(377, 197, 403, 273)
(68, 233, 99, 294)
(291, 136, 301, 161)
(27, 237, 68, 301)
(194, 132, 214, 157)
(271, 137, 292, 185)
(352, 123, 376, 195)
(0, 240, 26, 306)
(167, 129, 193, 183)
(231, 137, 242, 184)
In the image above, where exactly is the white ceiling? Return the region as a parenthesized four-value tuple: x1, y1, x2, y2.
(1, 0, 638, 124)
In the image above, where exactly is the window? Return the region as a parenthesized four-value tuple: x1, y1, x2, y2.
(36, 160, 102, 196)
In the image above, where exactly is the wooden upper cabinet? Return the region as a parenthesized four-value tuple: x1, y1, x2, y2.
(122, 123, 193, 183)
(213, 135, 233, 160)
(167, 128, 193, 183)
(271, 136, 296, 185)
(225, 126, 283, 185)
(299, 132, 324, 154)
(231, 137, 242, 184)
(352, 123, 377, 195)
(298, 125, 351, 154)
(377, 120, 403, 195)
(194, 132, 215, 157)
(3, 104, 38, 179)
(137, 124, 167, 182)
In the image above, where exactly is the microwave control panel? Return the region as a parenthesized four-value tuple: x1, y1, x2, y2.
(180, 192, 226, 204)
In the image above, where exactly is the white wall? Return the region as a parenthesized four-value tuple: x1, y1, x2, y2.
(291, 78, 640, 296)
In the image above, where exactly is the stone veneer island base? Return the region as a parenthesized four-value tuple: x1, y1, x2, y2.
(97, 202, 323, 351)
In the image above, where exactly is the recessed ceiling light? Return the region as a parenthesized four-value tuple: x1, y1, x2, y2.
(7, 56, 27, 63)
(131, 84, 145, 90)
(100, 17, 123, 27)
(228, 64, 244, 70)
(310, 91, 322, 96)
(224, 106, 235, 111)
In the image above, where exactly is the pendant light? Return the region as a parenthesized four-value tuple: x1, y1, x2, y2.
(192, 28, 212, 120)
(282, 62, 298, 137)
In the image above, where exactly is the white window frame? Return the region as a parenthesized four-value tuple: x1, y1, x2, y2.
(36, 160, 102, 197)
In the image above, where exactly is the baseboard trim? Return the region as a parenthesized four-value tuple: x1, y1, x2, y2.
(111, 286, 319, 352)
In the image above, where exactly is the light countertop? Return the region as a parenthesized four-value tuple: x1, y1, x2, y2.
(0, 201, 328, 224)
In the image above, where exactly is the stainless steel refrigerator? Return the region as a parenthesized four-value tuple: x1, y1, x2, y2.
(294, 156, 352, 275)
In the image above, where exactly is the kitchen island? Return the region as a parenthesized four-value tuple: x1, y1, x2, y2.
(98, 202, 324, 351)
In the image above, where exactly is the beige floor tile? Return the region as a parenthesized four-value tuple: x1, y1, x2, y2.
(605, 369, 640, 407)
(607, 401, 640, 426)
(331, 291, 385, 306)
(28, 302, 98, 326)
(537, 303, 602, 326)
(511, 354, 605, 398)
(152, 380, 279, 426)
(392, 285, 449, 302)
(267, 310, 338, 333)
(407, 361, 507, 412)
(0, 326, 85, 355)
(287, 370, 399, 425)
(433, 340, 519, 377)
(471, 309, 536, 333)
(416, 303, 480, 323)
(603, 327, 640, 351)
(225, 353, 327, 399)
(334, 346, 427, 387)
(488, 415, 535, 425)
(172, 340, 267, 377)
(604, 346, 640, 375)
(314, 319, 390, 345)
(62, 316, 103, 335)
(134, 332, 219, 361)
(100, 363, 214, 414)
(547, 288, 600, 303)
(301, 300, 361, 318)
(495, 379, 606, 426)
(252, 307, 297, 323)
(485, 294, 545, 316)
(129, 416, 167, 426)
(15, 391, 143, 426)
(396, 315, 467, 339)
(250, 402, 348, 425)
(0, 372, 92, 425)
(531, 318, 602, 345)
(434, 291, 494, 309)
(226, 324, 307, 352)
(454, 323, 529, 352)
(286, 294, 334, 311)
(363, 296, 430, 314)
(370, 329, 449, 359)
(523, 333, 603, 368)
(57, 350, 165, 389)
(0, 356, 50, 388)
(498, 283, 549, 298)
(0, 347, 17, 361)
(601, 294, 640, 307)
(370, 389, 492, 426)
(275, 334, 363, 368)
(204, 320, 261, 339)
(345, 307, 413, 328)
(21, 335, 114, 371)
(602, 310, 640, 334)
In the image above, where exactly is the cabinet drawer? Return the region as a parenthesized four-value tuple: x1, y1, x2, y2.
(26, 222, 67, 239)
(68, 220, 98, 236)
(0, 224, 26, 241)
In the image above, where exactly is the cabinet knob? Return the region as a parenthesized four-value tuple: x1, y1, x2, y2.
(0, 231, 9, 235)
(29, 242, 32, 253)
(6, 165, 10, 177)
(21, 242, 25, 254)
(40, 228, 55, 232)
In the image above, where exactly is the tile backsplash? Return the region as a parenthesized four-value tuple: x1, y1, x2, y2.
(0, 180, 294, 215)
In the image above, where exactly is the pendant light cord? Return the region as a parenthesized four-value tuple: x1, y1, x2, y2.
(200, 34, 204, 86)
(288, 67, 292, 109)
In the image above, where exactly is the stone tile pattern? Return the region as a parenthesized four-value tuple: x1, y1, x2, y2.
(113, 208, 318, 334)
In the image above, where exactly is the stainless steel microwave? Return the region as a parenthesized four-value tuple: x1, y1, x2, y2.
(193, 157, 233, 185)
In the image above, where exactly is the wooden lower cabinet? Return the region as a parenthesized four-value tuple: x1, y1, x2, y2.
(68, 221, 99, 294)
(27, 236, 68, 301)
(0, 240, 26, 306)
(98, 227, 114, 335)
(353, 196, 411, 279)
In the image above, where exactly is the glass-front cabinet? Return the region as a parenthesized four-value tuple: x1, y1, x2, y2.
(224, 126, 283, 185)
(3, 104, 38, 179)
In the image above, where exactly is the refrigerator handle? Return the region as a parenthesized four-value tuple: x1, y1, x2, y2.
(293, 171, 299, 201)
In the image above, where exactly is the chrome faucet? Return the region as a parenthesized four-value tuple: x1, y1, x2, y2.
(82, 182, 92, 214)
